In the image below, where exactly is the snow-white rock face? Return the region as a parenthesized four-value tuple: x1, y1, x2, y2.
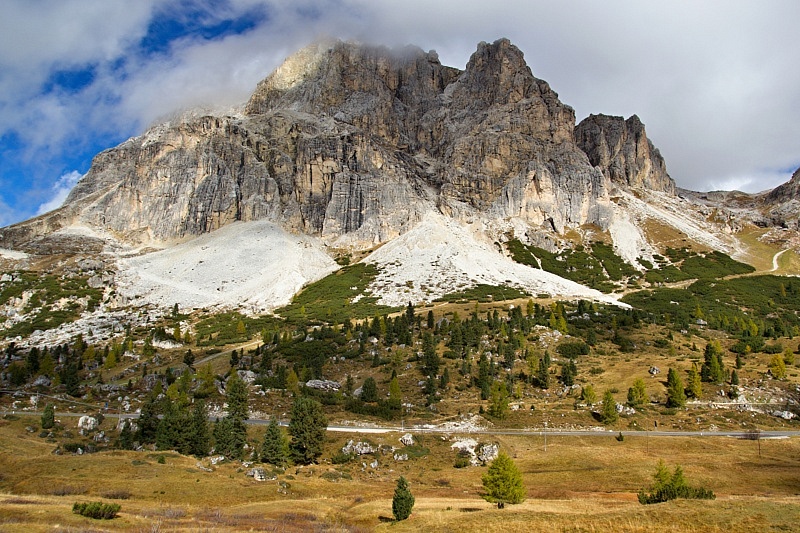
(364, 211, 626, 307)
(115, 220, 338, 314)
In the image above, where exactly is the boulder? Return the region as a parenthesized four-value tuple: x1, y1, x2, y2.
(78, 415, 98, 431)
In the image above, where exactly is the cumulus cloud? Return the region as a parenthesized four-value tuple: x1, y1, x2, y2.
(36, 170, 82, 216)
(2, 0, 800, 228)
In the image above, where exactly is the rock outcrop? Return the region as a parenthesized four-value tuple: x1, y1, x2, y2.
(2, 38, 674, 249)
(763, 167, 800, 228)
(575, 114, 675, 194)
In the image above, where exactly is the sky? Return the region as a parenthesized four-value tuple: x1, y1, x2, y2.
(1, 0, 799, 227)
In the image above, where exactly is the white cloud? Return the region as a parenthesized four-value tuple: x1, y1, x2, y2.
(2, 0, 800, 224)
(36, 170, 82, 216)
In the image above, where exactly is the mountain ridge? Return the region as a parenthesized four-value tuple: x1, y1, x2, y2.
(0, 37, 798, 322)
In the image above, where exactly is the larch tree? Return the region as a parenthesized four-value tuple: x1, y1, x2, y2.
(482, 452, 526, 508)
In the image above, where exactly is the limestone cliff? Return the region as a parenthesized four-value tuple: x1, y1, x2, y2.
(1, 39, 663, 250)
(575, 114, 675, 194)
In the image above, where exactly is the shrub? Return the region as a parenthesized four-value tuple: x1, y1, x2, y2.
(72, 501, 121, 519)
(638, 461, 715, 504)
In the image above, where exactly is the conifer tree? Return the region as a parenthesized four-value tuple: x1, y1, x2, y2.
(361, 377, 378, 402)
(392, 476, 415, 521)
(686, 367, 703, 399)
(288, 397, 328, 464)
(489, 381, 510, 419)
(627, 378, 648, 407)
(41, 403, 55, 429)
(482, 452, 526, 508)
(666, 367, 687, 408)
(260, 418, 288, 466)
(601, 390, 619, 424)
(117, 419, 134, 450)
(188, 401, 210, 457)
(136, 392, 161, 444)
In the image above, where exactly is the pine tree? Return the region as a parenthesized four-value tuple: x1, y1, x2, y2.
(392, 476, 415, 521)
(188, 401, 210, 457)
(666, 367, 687, 408)
(361, 377, 378, 402)
(482, 452, 526, 508)
(536, 357, 550, 389)
(136, 393, 161, 444)
(601, 390, 619, 424)
(289, 397, 328, 464)
(117, 419, 134, 450)
(261, 418, 288, 466)
(225, 372, 249, 421)
(41, 403, 55, 429)
(477, 353, 491, 400)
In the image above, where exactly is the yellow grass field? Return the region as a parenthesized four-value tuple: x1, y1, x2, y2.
(1, 414, 798, 532)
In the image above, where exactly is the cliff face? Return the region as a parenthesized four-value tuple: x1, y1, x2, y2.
(2, 39, 673, 249)
(575, 114, 675, 194)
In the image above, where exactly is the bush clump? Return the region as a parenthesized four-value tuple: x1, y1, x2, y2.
(72, 501, 121, 519)
(638, 461, 715, 504)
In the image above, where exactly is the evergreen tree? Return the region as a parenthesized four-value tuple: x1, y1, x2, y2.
(26, 347, 40, 376)
(536, 357, 550, 389)
(560, 360, 577, 387)
(422, 331, 439, 377)
(136, 393, 161, 444)
(601, 390, 619, 424)
(41, 403, 55, 429)
(117, 419, 134, 450)
(361, 377, 378, 402)
(288, 397, 328, 464)
(730, 369, 739, 386)
(477, 353, 491, 400)
(261, 418, 289, 466)
(392, 476, 415, 521)
(183, 350, 195, 369)
(226, 372, 249, 421)
(482, 452, 526, 508)
(666, 367, 687, 408)
(188, 401, 210, 457)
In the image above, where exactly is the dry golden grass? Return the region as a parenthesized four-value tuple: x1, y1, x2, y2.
(1, 413, 799, 532)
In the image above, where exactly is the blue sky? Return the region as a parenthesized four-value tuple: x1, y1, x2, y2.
(2, 0, 799, 227)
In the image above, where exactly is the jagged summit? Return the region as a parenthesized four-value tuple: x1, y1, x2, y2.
(575, 114, 675, 194)
(0, 37, 797, 320)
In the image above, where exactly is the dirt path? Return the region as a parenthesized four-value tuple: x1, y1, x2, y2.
(770, 249, 789, 272)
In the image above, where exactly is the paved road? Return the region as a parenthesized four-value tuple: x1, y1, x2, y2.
(7, 408, 800, 439)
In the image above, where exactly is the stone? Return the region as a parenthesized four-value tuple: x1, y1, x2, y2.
(32, 375, 51, 387)
(305, 379, 341, 391)
(476, 443, 499, 464)
(77, 416, 98, 431)
(237, 370, 257, 384)
(575, 114, 675, 194)
(342, 440, 376, 456)
(399, 433, 414, 446)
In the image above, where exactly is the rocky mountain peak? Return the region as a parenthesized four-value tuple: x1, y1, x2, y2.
(575, 113, 675, 194)
(766, 167, 800, 203)
(1, 38, 683, 252)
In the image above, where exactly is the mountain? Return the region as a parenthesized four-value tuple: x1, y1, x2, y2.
(0, 38, 798, 330)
